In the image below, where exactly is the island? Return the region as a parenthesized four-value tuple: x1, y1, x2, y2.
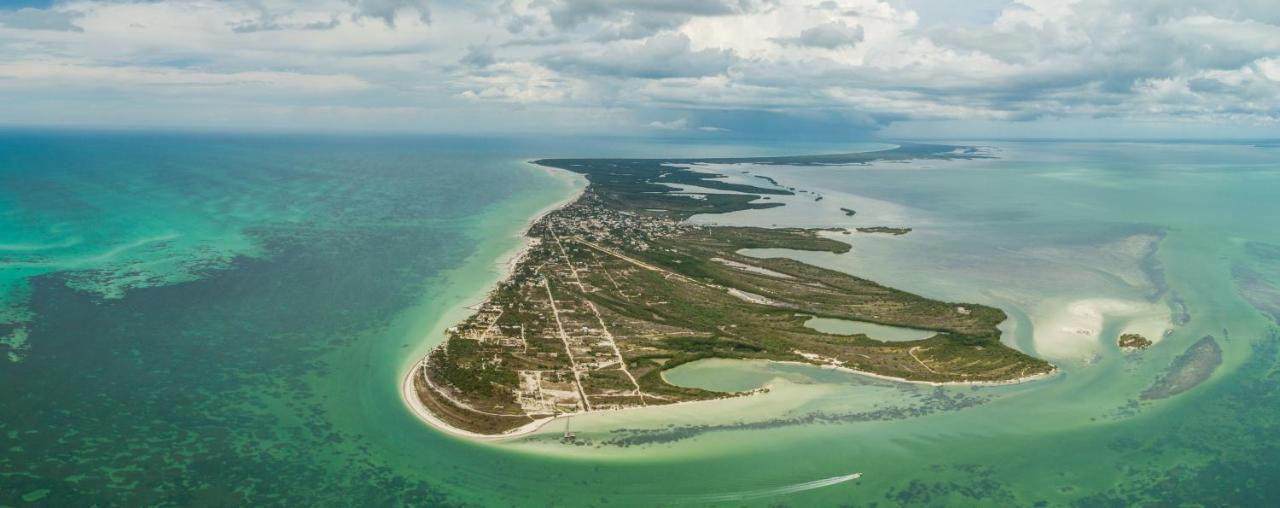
(1118, 333, 1153, 351)
(857, 226, 912, 235)
(841, 207, 857, 216)
(407, 144, 1055, 437)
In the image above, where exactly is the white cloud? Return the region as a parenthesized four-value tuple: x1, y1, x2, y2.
(455, 61, 584, 104)
(648, 117, 688, 129)
(0, 60, 371, 94)
(351, 0, 432, 26)
(0, 0, 1275, 136)
(542, 32, 734, 78)
(784, 21, 865, 49)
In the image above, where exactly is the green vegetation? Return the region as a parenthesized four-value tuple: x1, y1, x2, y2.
(412, 144, 1052, 434)
(857, 226, 912, 235)
(1119, 333, 1153, 350)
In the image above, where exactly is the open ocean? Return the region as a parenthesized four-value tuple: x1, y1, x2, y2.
(2, 131, 1278, 505)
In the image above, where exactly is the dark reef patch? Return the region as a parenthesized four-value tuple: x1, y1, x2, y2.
(0, 227, 467, 506)
(1140, 335, 1222, 400)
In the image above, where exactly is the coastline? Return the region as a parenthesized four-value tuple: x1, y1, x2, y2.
(399, 160, 585, 441)
(662, 358, 1059, 389)
(500, 163, 590, 276)
(405, 345, 1057, 442)
(772, 360, 1059, 387)
(402, 360, 560, 441)
(399, 150, 1056, 441)
(404, 357, 770, 441)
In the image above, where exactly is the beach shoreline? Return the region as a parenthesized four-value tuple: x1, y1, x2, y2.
(403, 359, 773, 441)
(398, 160, 585, 441)
(404, 346, 1056, 442)
(401, 360, 559, 441)
(773, 360, 1059, 387)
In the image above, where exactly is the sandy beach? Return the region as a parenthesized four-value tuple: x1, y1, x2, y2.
(1030, 297, 1172, 362)
(403, 346, 1058, 443)
(399, 161, 585, 441)
(403, 358, 774, 441)
(401, 361, 559, 441)
(772, 359, 1059, 387)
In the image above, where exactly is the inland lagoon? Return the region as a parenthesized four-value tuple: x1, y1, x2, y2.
(2, 132, 1279, 505)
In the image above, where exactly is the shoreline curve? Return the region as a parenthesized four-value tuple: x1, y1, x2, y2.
(398, 161, 584, 441)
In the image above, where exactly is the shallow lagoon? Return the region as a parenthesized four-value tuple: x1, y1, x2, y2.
(801, 315, 936, 341)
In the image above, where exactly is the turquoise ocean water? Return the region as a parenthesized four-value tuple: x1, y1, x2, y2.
(1, 132, 1278, 505)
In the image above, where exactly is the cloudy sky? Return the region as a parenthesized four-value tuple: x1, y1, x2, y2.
(1, 0, 1278, 139)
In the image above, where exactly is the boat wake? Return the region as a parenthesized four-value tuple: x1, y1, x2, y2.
(682, 472, 862, 503)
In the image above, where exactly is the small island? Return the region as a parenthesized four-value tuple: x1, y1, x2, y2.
(840, 207, 857, 216)
(857, 226, 912, 235)
(1118, 333, 1153, 351)
(407, 144, 1052, 437)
